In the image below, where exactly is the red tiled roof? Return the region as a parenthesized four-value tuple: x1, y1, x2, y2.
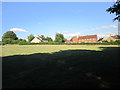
(78, 35, 97, 39)
(71, 36, 78, 40)
(65, 41, 73, 43)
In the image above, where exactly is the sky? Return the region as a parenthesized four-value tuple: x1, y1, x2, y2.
(1, 2, 119, 40)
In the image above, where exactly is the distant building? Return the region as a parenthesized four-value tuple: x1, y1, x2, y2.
(65, 35, 98, 43)
(31, 36, 48, 43)
(106, 35, 120, 42)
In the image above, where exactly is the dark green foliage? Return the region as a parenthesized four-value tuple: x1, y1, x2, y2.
(27, 34, 34, 42)
(2, 39, 27, 45)
(64, 38, 67, 42)
(116, 35, 120, 39)
(46, 37, 53, 42)
(2, 38, 13, 44)
(2, 31, 18, 41)
(15, 41, 120, 45)
(0, 41, 2, 45)
(19, 38, 26, 42)
(18, 39, 28, 45)
(41, 35, 45, 38)
(2, 47, 120, 88)
(55, 33, 66, 42)
(102, 40, 108, 43)
(18, 42, 30, 45)
(106, 1, 120, 21)
(98, 38, 104, 41)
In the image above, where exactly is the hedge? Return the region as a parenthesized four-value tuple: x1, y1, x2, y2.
(1, 41, 120, 45)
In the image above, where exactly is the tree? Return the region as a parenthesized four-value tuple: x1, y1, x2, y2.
(2, 31, 18, 41)
(116, 35, 120, 38)
(46, 37, 53, 42)
(28, 34, 34, 42)
(106, 1, 120, 21)
(41, 35, 45, 38)
(98, 38, 104, 41)
(18, 38, 27, 42)
(64, 38, 67, 42)
(3, 38, 13, 44)
(55, 33, 66, 42)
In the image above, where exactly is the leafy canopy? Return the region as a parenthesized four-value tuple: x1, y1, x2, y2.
(46, 37, 53, 42)
(2, 31, 18, 41)
(28, 34, 35, 42)
(106, 1, 120, 21)
(55, 33, 66, 42)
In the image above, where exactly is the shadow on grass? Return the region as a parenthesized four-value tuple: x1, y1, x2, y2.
(2, 47, 120, 89)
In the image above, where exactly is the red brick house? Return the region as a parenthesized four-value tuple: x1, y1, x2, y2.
(65, 35, 98, 43)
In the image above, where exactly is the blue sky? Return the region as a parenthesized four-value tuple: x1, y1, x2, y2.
(2, 2, 118, 40)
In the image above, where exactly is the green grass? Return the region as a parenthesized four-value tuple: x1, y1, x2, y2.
(2, 45, 120, 88)
(1, 45, 119, 57)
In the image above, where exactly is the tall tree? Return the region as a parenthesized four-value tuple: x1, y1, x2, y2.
(46, 37, 53, 42)
(2, 31, 18, 41)
(106, 1, 120, 21)
(28, 34, 34, 42)
(55, 33, 66, 42)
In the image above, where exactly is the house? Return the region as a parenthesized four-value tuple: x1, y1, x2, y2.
(105, 35, 120, 42)
(31, 36, 48, 43)
(65, 35, 98, 43)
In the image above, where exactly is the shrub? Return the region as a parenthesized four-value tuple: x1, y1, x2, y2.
(18, 41, 30, 45)
(2, 38, 13, 44)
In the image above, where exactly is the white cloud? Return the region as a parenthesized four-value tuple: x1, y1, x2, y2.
(63, 32, 83, 40)
(100, 25, 117, 29)
(10, 28, 28, 32)
(64, 32, 83, 37)
(97, 34, 109, 39)
(97, 32, 117, 39)
(48, 32, 83, 40)
(92, 24, 118, 30)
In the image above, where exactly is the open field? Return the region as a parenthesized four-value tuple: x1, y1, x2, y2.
(2, 45, 120, 88)
(1, 45, 119, 57)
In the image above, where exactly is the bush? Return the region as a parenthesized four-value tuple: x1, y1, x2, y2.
(2, 39, 28, 45)
(18, 41, 30, 45)
(2, 38, 13, 44)
(11, 40, 19, 44)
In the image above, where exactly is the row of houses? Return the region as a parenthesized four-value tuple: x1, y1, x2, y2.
(65, 35, 98, 43)
(30, 35, 120, 43)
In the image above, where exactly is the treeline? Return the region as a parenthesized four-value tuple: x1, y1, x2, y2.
(1, 31, 120, 45)
(1, 31, 67, 45)
(1, 31, 27, 45)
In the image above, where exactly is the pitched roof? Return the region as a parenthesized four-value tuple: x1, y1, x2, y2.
(65, 40, 73, 43)
(111, 36, 120, 39)
(78, 35, 97, 39)
(36, 36, 48, 41)
(70, 36, 78, 41)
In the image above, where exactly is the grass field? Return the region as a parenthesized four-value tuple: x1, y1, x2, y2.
(1, 45, 119, 57)
(2, 45, 120, 89)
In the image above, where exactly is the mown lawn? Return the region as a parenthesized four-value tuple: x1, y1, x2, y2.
(1, 45, 119, 57)
(2, 45, 120, 89)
